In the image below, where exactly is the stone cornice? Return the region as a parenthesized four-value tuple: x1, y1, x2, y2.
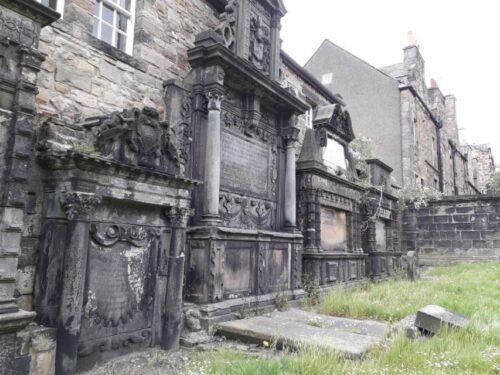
(188, 31, 309, 115)
(0, 0, 60, 26)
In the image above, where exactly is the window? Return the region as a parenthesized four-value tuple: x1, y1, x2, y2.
(431, 136, 437, 166)
(412, 118, 417, 145)
(36, 0, 64, 15)
(305, 107, 313, 128)
(93, 0, 136, 54)
(321, 73, 333, 85)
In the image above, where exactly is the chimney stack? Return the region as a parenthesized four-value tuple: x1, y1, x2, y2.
(407, 31, 417, 46)
(430, 78, 438, 88)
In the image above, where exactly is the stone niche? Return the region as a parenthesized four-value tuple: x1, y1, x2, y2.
(171, 0, 308, 329)
(33, 107, 197, 373)
(297, 104, 368, 289)
(363, 159, 404, 280)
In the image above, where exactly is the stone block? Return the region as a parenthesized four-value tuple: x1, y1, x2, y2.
(415, 305, 468, 334)
(406, 251, 418, 281)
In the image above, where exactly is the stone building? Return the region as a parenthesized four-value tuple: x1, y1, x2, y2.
(461, 144, 495, 194)
(0, 0, 406, 373)
(305, 35, 481, 195)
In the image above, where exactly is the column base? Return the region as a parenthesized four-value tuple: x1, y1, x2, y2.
(0, 310, 36, 335)
(200, 214, 222, 226)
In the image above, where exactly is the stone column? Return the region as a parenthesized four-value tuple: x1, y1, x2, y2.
(202, 91, 223, 224)
(56, 192, 101, 375)
(162, 206, 191, 351)
(282, 121, 300, 230)
(0, 2, 58, 373)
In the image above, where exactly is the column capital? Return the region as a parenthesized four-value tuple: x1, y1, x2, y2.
(206, 91, 224, 111)
(165, 206, 194, 228)
(60, 192, 102, 220)
(281, 126, 300, 147)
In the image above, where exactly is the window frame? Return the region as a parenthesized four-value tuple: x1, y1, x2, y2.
(35, 0, 65, 16)
(93, 0, 136, 55)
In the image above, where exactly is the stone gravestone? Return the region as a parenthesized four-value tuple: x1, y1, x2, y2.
(0, 1, 58, 374)
(406, 250, 419, 281)
(34, 106, 197, 373)
(297, 104, 368, 288)
(174, 0, 309, 329)
(415, 305, 468, 334)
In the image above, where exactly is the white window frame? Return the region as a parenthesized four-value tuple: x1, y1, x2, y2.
(93, 0, 136, 55)
(35, 0, 65, 16)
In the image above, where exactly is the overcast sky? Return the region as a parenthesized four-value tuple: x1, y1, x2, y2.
(281, 0, 500, 166)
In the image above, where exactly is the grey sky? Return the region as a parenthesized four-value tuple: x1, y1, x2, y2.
(281, 0, 500, 165)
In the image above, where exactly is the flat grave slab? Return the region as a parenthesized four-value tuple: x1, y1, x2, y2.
(217, 308, 389, 358)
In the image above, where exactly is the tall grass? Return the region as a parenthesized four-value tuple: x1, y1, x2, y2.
(185, 263, 500, 374)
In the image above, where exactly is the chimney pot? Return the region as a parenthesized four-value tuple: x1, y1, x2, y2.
(407, 31, 417, 46)
(430, 78, 438, 88)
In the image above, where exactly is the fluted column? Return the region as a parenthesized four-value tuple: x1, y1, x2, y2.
(56, 192, 102, 375)
(282, 120, 300, 230)
(163, 206, 192, 350)
(202, 92, 223, 224)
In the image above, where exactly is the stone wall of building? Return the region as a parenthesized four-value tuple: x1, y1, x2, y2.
(36, 0, 220, 121)
(403, 196, 500, 265)
(462, 144, 495, 193)
(304, 40, 404, 187)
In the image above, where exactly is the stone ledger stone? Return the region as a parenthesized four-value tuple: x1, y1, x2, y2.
(217, 308, 389, 358)
(415, 305, 468, 334)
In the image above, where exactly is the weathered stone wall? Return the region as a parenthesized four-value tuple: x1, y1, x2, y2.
(462, 144, 495, 194)
(403, 196, 500, 265)
(36, 0, 220, 120)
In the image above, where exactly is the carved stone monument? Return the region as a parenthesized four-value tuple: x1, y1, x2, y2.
(173, 0, 309, 328)
(297, 104, 367, 289)
(34, 107, 197, 373)
(0, 1, 58, 373)
(363, 159, 404, 280)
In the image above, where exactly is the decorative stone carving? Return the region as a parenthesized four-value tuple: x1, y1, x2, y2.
(215, 0, 238, 50)
(249, 15, 270, 73)
(206, 92, 223, 111)
(314, 104, 355, 143)
(60, 192, 102, 220)
(281, 125, 300, 146)
(165, 206, 193, 228)
(89, 223, 160, 248)
(219, 192, 274, 229)
(86, 107, 183, 175)
(0, 9, 37, 47)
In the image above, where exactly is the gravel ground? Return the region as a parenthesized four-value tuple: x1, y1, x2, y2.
(80, 337, 273, 375)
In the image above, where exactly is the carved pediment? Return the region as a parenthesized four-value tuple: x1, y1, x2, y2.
(83, 107, 186, 176)
(313, 104, 355, 144)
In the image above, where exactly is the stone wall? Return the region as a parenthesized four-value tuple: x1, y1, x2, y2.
(36, 0, 220, 120)
(462, 144, 495, 194)
(403, 195, 500, 265)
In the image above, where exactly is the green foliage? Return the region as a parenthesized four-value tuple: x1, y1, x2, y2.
(71, 143, 101, 156)
(349, 136, 373, 185)
(488, 171, 500, 194)
(185, 263, 500, 375)
(301, 274, 320, 307)
(396, 183, 443, 211)
(274, 287, 289, 312)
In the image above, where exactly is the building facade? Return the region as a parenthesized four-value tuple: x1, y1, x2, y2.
(306, 36, 484, 196)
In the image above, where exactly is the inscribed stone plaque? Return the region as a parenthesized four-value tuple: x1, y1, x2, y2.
(223, 242, 254, 298)
(320, 207, 347, 251)
(375, 220, 387, 251)
(221, 131, 269, 196)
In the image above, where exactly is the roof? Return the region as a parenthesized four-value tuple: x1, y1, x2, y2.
(380, 63, 406, 79)
(281, 50, 345, 106)
(305, 39, 399, 82)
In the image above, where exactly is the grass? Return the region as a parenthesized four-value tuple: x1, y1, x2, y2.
(184, 262, 500, 375)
